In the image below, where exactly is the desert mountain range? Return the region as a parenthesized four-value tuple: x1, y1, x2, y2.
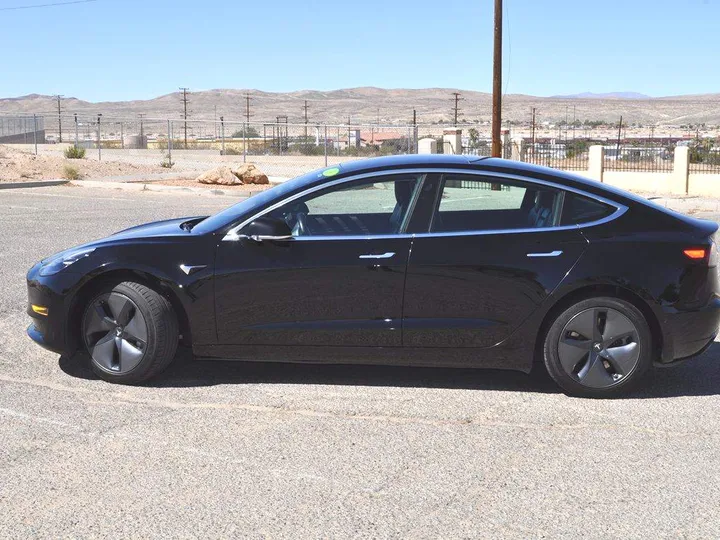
(1, 87, 719, 126)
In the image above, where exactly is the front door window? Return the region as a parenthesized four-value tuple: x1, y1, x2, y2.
(265, 174, 424, 237)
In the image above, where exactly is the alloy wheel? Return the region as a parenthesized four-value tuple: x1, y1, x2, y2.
(83, 292, 148, 374)
(557, 307, 641, 388)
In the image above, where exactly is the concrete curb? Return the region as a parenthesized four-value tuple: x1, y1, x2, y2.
(0, 179, 68, 190)
(69, 179, 267, 198)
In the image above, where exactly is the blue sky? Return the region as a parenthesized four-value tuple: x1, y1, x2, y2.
(2, 0, 719, 101)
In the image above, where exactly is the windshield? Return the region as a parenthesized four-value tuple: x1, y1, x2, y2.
(192, 167, 334, 235)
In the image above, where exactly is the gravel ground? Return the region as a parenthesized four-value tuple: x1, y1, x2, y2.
(2, 186, 720, 538)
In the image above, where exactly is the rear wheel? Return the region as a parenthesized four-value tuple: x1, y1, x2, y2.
(81, 281, 178, 384)
(543, 297, 652, 397)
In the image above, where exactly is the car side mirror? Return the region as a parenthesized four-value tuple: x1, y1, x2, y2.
(240, 216, 293, 243)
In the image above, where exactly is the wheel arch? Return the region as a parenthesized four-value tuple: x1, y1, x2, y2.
(67, 268, 192, 349)
(533, 284, 664, 363)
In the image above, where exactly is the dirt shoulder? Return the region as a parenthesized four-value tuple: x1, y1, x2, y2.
(0, 145, 167, 182)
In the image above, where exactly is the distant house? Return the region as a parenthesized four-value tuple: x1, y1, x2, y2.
(336, 130, 406, 149)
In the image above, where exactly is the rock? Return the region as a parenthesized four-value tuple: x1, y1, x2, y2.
(231, 163, 269, 185)
(196, 166, 240, 185)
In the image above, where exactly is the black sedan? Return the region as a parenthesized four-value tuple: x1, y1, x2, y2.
(26, 155, 720, 397)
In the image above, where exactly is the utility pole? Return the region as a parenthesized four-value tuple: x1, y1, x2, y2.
(244, 93, 252, 123)
(55, 95, 64, 143)
(97, 113, 102, 161)
(179, 88, 190, 149)
(138, 113, 145, 142)
(412, 109, 417, 153)
(491, 0, 503, 157)
(302, 100, 310, 139)
(451, 92, 463, 126)
(531, 107, 536, 156)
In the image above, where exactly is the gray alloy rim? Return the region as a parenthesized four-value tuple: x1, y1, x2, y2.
(83, 292, 148, 374)
(558, 307, 641, 389)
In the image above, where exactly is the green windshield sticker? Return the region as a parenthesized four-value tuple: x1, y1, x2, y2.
(322, 167, 340, 177)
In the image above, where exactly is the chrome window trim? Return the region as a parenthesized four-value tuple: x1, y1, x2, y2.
(222, 167, 628, 242)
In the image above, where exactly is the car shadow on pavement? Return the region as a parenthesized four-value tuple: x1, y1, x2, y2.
(58, 343, 720, 398)
(59, 347, 561, 394)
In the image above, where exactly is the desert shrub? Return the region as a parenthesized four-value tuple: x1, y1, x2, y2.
(231, 126, 260, 138)
(62, 164, 81, 180)
(160, 154, 174, 168)
(222, 147, 242, 155)
(64, 145, 86, 159)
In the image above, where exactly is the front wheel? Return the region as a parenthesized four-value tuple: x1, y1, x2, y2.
(81, 281, 179, 384)
(543, 297, 653, 398)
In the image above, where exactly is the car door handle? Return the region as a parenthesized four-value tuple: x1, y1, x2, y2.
(527, 250, 563, 258)
(359, 252, 395, 259)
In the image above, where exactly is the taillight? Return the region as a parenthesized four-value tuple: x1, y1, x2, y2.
(683, 243, 718, 266)
(684, 248, 707, 260)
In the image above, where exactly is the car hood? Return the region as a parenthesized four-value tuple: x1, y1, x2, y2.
(41, 216, 207, 265)
(111, 216, 208, 239)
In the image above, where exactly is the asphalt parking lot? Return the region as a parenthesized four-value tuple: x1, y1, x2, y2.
(2, 185, 720, 538)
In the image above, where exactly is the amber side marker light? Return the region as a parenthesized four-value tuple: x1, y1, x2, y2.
(31, 305, 48, 316)
(683, 248, 707, 260)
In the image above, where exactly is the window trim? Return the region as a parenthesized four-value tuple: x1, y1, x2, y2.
(222, 168, 627, 242)
(223, 170, 426, 241)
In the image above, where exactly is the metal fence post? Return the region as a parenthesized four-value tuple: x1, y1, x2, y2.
(337, 126, 340, 157)
(243, 122, 247, 163)
(33, 114, 38, 155)
(120, 122, 124, 149)
(324, 125, 328, 166)
(220, 117, 225, 155)
(74, 114, 79, 146)
(167, 119, 173, 163)
(97, 114, 102, 160)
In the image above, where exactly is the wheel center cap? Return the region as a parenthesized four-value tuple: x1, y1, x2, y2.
(594, 343, 603, 351)
(116, 327, 124, 336)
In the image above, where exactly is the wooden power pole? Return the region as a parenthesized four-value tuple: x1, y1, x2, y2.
(451, 92, 462, 126)
(491, 0, 503, 158)
(179, 87, 190, 149)
(55, 95, 64, 143)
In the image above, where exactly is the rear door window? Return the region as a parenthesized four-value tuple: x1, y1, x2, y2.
(430, 174, 561, 232)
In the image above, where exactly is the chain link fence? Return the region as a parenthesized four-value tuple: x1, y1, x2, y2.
(2, 113, 718, 178)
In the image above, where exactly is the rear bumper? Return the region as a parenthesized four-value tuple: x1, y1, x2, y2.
(659, 295, 720, 365)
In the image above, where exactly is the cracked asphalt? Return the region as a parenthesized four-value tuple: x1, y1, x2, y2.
(2, 185, 720, 538)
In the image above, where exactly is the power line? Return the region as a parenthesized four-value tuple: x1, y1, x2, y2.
(0, 0, 97, 11)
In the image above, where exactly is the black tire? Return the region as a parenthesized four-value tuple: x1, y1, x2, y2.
(543, 297, 652, 398)
(81, 281, 179, 384)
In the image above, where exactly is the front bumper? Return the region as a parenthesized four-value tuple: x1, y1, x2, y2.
(26, 261, 83, 356)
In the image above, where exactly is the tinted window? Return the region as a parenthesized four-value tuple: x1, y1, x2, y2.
(431, 175, 561, 232)
(263, 174, 423, 237)
(561, 193, 614, 225)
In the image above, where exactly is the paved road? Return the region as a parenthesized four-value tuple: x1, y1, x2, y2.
(2, 185, 720, 538)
